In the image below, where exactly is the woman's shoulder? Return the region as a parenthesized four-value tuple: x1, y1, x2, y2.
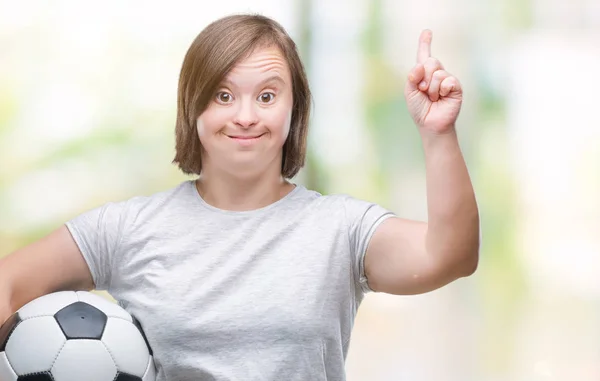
(296, 186, 392, 220)
(294, 185, 367, 212)
(297, 185, 366, 203)
(95, 180, 196, 220)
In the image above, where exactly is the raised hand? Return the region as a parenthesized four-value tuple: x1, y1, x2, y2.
(404, 30, 463, 134)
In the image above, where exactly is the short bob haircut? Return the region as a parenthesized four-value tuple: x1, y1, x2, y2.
(173, 14, 312, 179)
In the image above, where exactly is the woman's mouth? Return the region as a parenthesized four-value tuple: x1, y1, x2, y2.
(226, 133, 265, 146)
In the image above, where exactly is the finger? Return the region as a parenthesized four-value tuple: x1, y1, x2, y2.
(417, 29, 432, 64)
(407, 63, 425, 90)
(427, 69, 449, 102)
(440, 76, 461, 97)
(419, 57, 444, 91)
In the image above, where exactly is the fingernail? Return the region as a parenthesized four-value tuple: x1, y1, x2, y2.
(419, 81, 427, 89)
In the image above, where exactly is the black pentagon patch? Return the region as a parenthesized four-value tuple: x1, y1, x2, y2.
(0, 312, 21, 352)
(17, 372, 55, 380)
(54, 302, 107, 339)
(114, 372, 143, 381)
(132, 315, 153, 356)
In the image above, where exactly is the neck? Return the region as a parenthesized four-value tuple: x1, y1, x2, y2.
(196, 169, 294, 212)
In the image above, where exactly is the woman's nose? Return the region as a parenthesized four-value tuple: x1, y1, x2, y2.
(233, 98, 258, 128)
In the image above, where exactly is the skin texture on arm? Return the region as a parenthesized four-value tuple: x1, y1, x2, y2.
(0, 225, 95, 325)
(0, 284, 12, 326)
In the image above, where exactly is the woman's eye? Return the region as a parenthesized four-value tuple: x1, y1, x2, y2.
(216, 92, 233, 103)
(258, 93, 275, 103)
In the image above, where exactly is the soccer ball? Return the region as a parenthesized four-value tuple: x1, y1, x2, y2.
(0, 291, 156, 381)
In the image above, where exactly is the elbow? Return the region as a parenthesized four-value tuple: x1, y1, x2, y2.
(460, 251, 479, 277)
(457, 241, 480, 278)
(458, 218, 480, 277)
(442, 234, 480, 279)
(430, 231, 480, 279)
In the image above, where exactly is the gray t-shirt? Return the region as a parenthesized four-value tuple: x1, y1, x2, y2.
(66, 180, 394, 381)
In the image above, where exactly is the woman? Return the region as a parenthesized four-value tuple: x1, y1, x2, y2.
(0, 14, 479, 381)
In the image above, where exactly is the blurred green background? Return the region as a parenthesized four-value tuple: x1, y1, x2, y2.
(1, 0, 599, 380)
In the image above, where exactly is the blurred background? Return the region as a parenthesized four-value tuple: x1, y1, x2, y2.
(1, 0, 599, 380)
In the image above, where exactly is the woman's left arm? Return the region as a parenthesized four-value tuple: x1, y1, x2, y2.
(364, 29, 479, 295)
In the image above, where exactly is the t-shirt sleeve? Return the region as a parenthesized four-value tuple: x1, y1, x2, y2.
(65, 201, 129, 291)
(343, 196, 396, 294)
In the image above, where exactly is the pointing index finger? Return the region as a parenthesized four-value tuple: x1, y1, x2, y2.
(417, 29, 432, 64)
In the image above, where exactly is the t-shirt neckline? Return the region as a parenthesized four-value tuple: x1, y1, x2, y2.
(189, 180, 302, 215)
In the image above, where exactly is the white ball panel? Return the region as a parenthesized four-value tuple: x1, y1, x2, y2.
(0, 352, 18, 381)
(101, 318, 149, 376)
(142, 356, 156, 381)
(52, 340, 117, 381)
(18, 291, 78, 319)
(75, 292, 132, 322)
(6, 317, 66, 375)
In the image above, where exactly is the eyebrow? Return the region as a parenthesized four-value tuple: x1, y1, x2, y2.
(220, 75, 287, 88)
(260, 75, 286, 86)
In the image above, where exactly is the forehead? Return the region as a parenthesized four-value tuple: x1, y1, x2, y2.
(225, 45, 291, 82)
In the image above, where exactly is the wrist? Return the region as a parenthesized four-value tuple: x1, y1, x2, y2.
(419, 126, 459, 150)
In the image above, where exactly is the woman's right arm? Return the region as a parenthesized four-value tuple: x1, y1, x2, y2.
(0, 225, 95, 325)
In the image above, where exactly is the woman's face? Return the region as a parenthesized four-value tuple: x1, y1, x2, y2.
(197, 45, 293, 178)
